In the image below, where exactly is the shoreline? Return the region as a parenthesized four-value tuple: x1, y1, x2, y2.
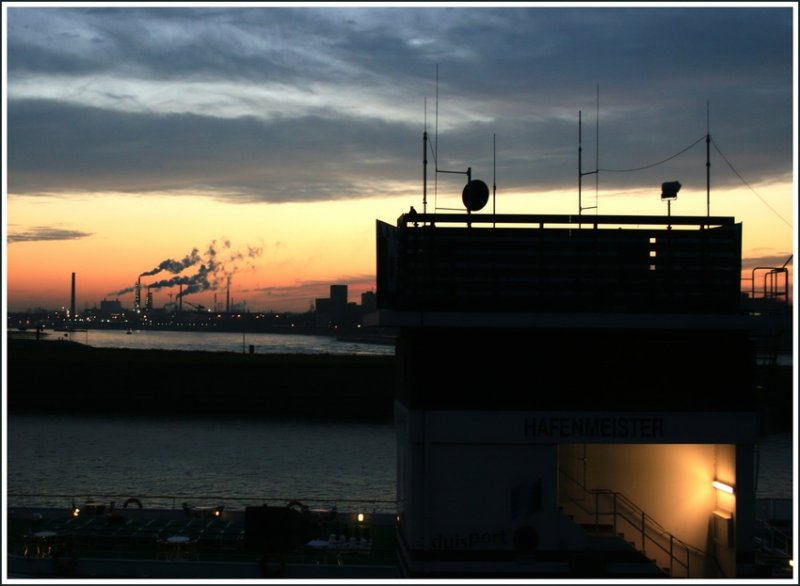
(7, 337, 395, 423)
(6, 337, 792, 431)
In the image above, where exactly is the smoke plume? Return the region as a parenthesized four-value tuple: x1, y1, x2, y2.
(139, 248, 200, 277)
(108, 239, 263, 299)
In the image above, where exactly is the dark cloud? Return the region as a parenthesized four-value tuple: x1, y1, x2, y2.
(5, 6, 794, 202)
(7, 226, 94, 243)
(741, 253, 794, 271)
(7, 98, 420, 201)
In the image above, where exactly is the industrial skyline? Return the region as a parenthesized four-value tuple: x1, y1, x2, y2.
(4, 4, 796, 312)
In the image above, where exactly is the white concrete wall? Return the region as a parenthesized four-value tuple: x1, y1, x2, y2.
(583, 443, 730, 553)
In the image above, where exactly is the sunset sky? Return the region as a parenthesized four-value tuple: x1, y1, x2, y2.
(3, 3, 796, 313)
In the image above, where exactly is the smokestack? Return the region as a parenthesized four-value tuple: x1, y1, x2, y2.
(70, 272, 76, 319)
(179, 284, 183, 314)
(226, 276, 231, 313)
(135, 277, 142, 310)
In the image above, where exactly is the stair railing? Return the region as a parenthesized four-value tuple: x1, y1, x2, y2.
(559, 469, 715, 578)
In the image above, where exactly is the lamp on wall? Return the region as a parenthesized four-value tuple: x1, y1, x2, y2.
(712, 480, 735, 494)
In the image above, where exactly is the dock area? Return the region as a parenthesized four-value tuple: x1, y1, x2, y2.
(7, 504, 399, 579)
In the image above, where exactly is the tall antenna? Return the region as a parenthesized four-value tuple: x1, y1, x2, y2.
(706, 99, 711, 217)
(595, 83, 599, 212)
(493, 133, 497, 223)
(578, 112, 598, 214)
(433, 64, 473, 213)
(578, 85, 600, 215)
(423, 97, 428, 215)
(435, 64, 439, 212)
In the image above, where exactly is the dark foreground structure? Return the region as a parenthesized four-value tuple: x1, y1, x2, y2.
(5, 211, 793, 580)
(7, 339, 394, 422)
(371, 211, 788, 578)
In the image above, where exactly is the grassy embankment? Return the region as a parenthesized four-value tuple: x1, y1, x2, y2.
(6, 337, 395, 422)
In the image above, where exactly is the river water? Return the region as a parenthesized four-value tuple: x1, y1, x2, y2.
(6, 414, 397, 512)
(6, 414, 792, 513)
(5, 331, 794, 514)
(51, 328, 394, 356)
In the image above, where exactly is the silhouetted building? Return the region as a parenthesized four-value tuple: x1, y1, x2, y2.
(372, 212, 758, 579)
(99, 299, 123, 314)
(330, 284, 348, 311)
(315, 284, 356, 330)
(361, 291, 377, 314)
(314, 298, 332, 315)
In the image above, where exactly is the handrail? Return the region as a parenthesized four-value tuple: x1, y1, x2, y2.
(753, 266, 790, 302)
(399, 212, 736, 229)
(559, 470, 715, 578)
(755, 519, 793, 559)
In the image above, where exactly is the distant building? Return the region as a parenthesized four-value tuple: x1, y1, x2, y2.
(330, 284, 348, 310)
(315, 284, 378, 330)
(315, 297, 332, 315)
(99, 299, 123, 314)
(361, 290, 377, 314)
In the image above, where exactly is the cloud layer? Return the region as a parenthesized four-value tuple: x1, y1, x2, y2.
(6, 6, 794, 202)
(7, 225, 94, 243)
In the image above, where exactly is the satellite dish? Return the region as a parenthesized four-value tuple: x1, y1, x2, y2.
(462, 179, 490, 212)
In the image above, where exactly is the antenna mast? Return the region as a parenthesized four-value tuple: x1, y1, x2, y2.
(423, 97, 428, 215)
(595, 83, 599, 211)
(493, 133, 497, 223)
(433, 64, 473, 211)
(578, 85, 600, 215)
(578, 110, 598, 214)
(706, 100, 711, 217)
(435, 63, 439, 211)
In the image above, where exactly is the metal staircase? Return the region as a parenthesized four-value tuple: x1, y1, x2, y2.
(559, 470, 722, 578)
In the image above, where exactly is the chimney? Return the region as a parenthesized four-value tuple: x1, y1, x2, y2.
(70, 272, 76, 319)
(135, 277, 141, 310)
(179, 284, 183, 314)
(226, 276, 231, 313)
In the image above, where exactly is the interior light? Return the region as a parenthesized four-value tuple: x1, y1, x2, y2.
(357, 513, 365, 523)
(72, 507, 80, 517)
(712, 480, 735, 494)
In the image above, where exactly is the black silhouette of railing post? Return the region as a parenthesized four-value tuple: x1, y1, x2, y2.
(594, 492, 600, 532)
(641, 511, 646, 554)
(669, 534, 674, 576)
(612, 494, 617, 535)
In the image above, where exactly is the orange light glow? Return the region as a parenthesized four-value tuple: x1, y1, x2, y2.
(6, 180, 793, 312)
(712, 480, 735, 494)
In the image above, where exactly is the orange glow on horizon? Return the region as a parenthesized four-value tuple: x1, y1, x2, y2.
(5, 180, 794, 312)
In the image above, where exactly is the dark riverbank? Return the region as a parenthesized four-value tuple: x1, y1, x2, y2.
(7, 338, 395, 422)
(6, 337, 792, 430)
